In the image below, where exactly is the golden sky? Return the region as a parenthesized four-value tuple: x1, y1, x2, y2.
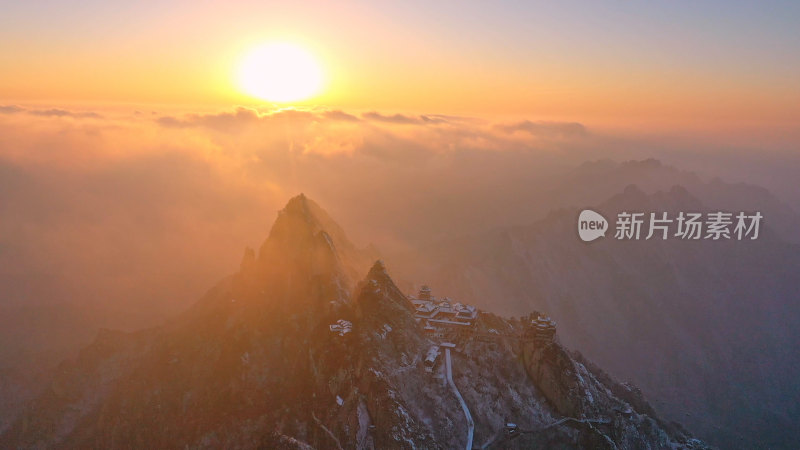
(2, 1, 799, 130)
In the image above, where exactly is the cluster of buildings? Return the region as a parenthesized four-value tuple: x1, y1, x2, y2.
(411, 285, 479, 341)
(327, 285, 556, 357)
(329, 319, 353, 336)
(525, 313, 556, 344)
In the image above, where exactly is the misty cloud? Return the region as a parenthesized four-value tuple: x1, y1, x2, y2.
(0, 105, 102, 118)
(362, 111, 428, 125)
(322, 110, 361, 122)
(496, 120, 588, 138)
(156, 107, 260, 131)
(0, 105, 25, 114)
(0, 105, 598, 326)
(0, 104, 797, 339)
(28, 108, 102, 119)
(155, 115, 187, 128)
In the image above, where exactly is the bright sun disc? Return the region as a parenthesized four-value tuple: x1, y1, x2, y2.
(237, 42, 323, 102)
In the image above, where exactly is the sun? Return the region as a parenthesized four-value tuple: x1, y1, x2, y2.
(237, 42, 323, 103)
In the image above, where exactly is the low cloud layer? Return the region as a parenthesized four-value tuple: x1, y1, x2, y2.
(0, 104, 103, 119)
(494, 120, 588, 138)
(0, 104, 797, 333)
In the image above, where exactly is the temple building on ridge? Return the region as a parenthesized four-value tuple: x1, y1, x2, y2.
(418, 285, 432, 301)
(410, 285, 478, 341)
(526, 313, 556, 344)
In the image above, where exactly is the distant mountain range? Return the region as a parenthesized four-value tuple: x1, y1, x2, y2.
(0, 195, 705, 449)
(392, 161, 800, 448)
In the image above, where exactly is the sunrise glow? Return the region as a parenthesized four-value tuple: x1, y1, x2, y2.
(3, 2, 800, 449)
(236, 42, 323, 103)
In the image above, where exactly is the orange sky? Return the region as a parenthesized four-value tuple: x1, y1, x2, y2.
(2, 1, 799, 131)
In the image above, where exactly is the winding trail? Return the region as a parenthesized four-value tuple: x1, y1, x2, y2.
(311, 411, 344, 450)
(445, 348, 474, 450)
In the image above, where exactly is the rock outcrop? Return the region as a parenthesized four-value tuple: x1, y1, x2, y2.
(1, 195, 707, 449)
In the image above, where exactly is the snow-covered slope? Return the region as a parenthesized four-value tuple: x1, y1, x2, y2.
(1, 195, 705, 449)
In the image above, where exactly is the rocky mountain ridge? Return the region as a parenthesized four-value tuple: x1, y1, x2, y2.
(1, 195, 706, 449)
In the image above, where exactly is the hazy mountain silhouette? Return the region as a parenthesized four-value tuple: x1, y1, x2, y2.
(546, 158, 800, 243)
(398, 182, 800, 448)
(0, 195, 705, 449)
